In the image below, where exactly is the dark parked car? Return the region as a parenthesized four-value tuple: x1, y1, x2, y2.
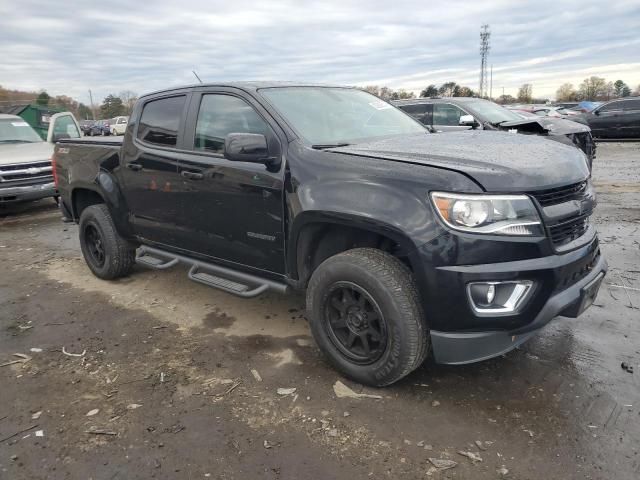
(86, 120, 111, 136)
(52, 83, 606, 386)
(570, 97, 640, 139)
(394, 97, 596, 168)
(79, 120, 95, 136)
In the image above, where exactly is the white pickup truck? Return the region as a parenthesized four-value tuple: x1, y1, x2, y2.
(0, 112, 80, 204)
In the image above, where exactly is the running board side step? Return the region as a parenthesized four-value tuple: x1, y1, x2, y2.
(135, 246, 288, 298)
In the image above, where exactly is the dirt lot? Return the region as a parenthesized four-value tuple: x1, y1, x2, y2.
(1, 142, 639, 480)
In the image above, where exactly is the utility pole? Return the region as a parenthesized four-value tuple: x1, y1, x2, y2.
(479, 24, 491, 98)
(88, 89, 96, 120)
(490, 64, 493, 100)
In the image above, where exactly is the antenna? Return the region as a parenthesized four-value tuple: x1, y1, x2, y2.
(479, 25, 491, 98)
(192, 71, 203, 84)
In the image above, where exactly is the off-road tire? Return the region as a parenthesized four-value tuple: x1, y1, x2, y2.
(306, 248, 429, 387)
(79, 204, 135, 280)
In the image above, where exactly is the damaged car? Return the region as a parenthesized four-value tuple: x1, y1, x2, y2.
(393, 97, 595, 169)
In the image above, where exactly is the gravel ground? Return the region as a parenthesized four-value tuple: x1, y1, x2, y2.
(1, 142, 639, 480)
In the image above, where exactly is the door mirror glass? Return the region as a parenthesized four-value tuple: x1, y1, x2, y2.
(459, 114, 477, 126)
(224, 133, 269, 163)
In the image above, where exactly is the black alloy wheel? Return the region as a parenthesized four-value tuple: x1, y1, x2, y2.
(324, 281, 388, 364)
(84, 223, 106, 268)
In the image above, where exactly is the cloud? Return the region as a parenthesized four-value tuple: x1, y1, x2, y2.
(1, 0, 639, 104)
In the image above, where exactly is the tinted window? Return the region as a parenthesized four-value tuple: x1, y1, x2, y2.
(622, 99, 640, 111)
(194, 94, 269, 154)
(598, 101, 623, 113)
(433, 104, 465, 126)
(137, 95, 186, 147)
(53, 115, 81, 139)
(399, 103, 433, 125)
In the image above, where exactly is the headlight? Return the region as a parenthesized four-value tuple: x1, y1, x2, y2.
(430, 192, 543, 236)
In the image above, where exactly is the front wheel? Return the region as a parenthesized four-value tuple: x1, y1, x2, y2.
(306, 248, 429, 387)
(79, 204, 135, 280)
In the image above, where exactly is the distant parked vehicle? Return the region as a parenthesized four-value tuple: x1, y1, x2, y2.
(79, 120, 95, 136)
(393, 97, 595, 168)
(0, 112, 81, 204)
(554, 102, 579, 109)
(571, 97, 640, 139)
(528, 106, 581, 118)
(87, 120, 111, 136)
(110, 116, 129, 136)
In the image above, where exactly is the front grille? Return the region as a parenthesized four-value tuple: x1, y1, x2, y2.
(530, 181, 588, 207)
(549, 215, 589, 247)
(0, 161, 53, 186)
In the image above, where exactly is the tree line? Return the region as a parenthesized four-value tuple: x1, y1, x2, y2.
(0, 86, 137, 120)
(363, 77, 639, 104)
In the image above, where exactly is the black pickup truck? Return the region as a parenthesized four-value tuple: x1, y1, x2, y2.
(52, 83, 607, 386)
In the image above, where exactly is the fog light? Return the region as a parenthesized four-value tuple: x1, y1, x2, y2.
(467, 281, 534, 315)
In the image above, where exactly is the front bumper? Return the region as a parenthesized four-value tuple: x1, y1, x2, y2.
(425, 237, 607, 364)
(0, 182, 57, 203)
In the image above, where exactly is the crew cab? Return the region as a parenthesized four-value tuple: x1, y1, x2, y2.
(1, 112, 81, 204)
(52, 83, 607, 386)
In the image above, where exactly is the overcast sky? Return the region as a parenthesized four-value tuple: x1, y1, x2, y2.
(1, 0, 639, 105)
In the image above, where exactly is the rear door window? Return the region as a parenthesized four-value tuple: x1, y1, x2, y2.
(598, 101, 623, 113)
(194, 94, 270, 154)
(399, 103, 432, 125)
(137, 95, 186, 147)
(622, 99, 640, 111)
(433, 104, 465, 126)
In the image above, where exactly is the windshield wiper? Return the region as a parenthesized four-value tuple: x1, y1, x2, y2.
(0, 139, 36, 144)
(311, 143, 351, 150)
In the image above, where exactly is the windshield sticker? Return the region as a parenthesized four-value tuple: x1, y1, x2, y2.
(369, 100, 392, 110)
(11, 121, 30, 127)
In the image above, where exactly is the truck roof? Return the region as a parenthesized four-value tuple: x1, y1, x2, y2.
(140, 81, 354, 99)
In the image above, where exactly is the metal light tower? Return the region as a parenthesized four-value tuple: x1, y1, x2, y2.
(479, 25, 491, 98)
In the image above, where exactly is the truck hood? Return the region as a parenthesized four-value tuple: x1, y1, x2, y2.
(495, 116, 590, 135)
(0, 141, 53, 166)
(331, 131, 590, 192)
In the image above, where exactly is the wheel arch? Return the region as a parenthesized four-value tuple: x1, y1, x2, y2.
(288, 212, 423, 289)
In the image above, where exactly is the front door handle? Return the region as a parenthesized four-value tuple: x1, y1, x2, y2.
(181, 171, 204, 180)
(127, 163, 143, 171)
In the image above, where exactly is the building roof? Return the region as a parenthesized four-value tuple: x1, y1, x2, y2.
(0, 105, 29, 115)
(0, 113, 24, 120)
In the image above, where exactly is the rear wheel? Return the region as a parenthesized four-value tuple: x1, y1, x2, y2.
(79, 204, 135, 279)
(306, 248, 429, 387)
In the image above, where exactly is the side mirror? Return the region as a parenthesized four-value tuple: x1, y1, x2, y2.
(224, 133, 270, 163)
(459, 114, 477, 127)
(593, 109, 600, 116)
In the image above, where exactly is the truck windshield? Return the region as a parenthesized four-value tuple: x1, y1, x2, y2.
(259, 87, 426, 145)
(0, 119, 43, 143)
(463, 100, 524, 125)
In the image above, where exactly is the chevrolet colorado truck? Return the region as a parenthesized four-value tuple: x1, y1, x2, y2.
(52, 83, 607, 386)
(0, 112, 80, 204)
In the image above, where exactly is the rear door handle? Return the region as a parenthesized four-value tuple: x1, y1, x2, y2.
(127, 163, 143, 171)
(181, 171, 204, 180)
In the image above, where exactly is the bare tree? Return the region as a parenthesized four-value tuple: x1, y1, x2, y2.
(556, 83, 577, 102)
(119, 90, 138, 116)
(578, 76, 608, 101)
(517, 84, 533, 103)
